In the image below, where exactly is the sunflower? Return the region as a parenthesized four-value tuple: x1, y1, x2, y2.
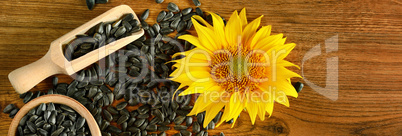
(169, 8, 301, 128)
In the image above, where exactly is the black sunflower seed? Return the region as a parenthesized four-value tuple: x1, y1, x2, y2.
(158, 125, 170, 131)
(185, 116, 193, 127)
(141, 9, 150, 21)
(192, 0, 201, 6)
(167, 2, 180, 12)
(139, 119, 149, 130)
(117, 115, 129, 125)
(3, 104, 16, 113)
(192, 121, 200, 133)
(116, 101, 128, 110)
(107, 106, 119, 114)
(182, 8, 193, 15)
(76, 116, 86, 129)
(195, 7, 204, 17)
(160, 21, 170, 28)
(38, 128, 48, 136)
(112, 19, 122, 28)
(23, 92, 33, 103)
(127, 117, 137, 126)
(52, 76, 58, 87)
(51, 126, 64, 136)
(134, 118, 146, 127)
(177, 20, 187, 32)
(181, 130, 192, 136)
(197, 113, 204, 126)
(87, 86, 98, 98)
(146, 124, 157, 132)
(48, 111, 57, 125)
(107, 125, 122, 134)
(141, 21, 149, 30)
(27, 121, 37, 133)
(163, 12, 174, 21)
(174, 116, 186, 125)
(128, 126, 140, 133)
(187, 20, 193, 30)
(206, 121, 215, 130)
(123, 21, 132, 31)
(86, 0, 95, 10)
(157, 11, 167, 22)
(114, 26, 127, 38)
(19, 115, 29, 126)
(170, 18, 181, 30)
(213, 111, 223, 123)
(168, 13, 182, 21)
(152, 23, 161, 34)
(183, 12, 196, 21)
(155, 0, 164, 3)
(293, 82, 304, 93)
(174, 125, 188, 130)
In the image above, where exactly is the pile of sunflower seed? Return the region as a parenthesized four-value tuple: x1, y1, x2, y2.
(64, 13, 141, 61)
(4, 2, 304, 136)
(7, 102, 91, 136)
(4, 3, 231, 136)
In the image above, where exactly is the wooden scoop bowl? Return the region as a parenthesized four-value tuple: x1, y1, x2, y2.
(8, 5, 144, 94)
(8, 94, 101, 136)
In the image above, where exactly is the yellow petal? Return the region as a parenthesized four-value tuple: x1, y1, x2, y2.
(192, 15, 213, 29)
(276, 66, 302, 79)
(257, 79, 298, 98)
(277, 60, 300, 69)
(257, 102, 266, 121)
(170, 64, 209, 78)
(225, 10, 242, 48)
(179, 79, 216, 96)
(207, 12, 226, 49)
(250, 25, 271, 48)
(276, 90, 290, 107)
(203, 102, 225, 128)
(246, 100, 258, 125)
(216, 96, 231, 127)
(171, 48, 211, 60)
(242, 15, 263, 45)
(189, 88, 225, 115)
(230, 105, 244, 128)
(239, 8, 248, 28)
(228, 92, 245, 121)
(170, 71, 210, 85)
(254, 34, 283, 51)
(276, 80, 298, 98)
(192, 17, 220, 52)
(178, 35, 213, 54)
(276, 43, 296, 60)
(266, 101, 274, 117)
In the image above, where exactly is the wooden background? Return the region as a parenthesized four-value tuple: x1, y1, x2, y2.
(0, 0, 401, 135)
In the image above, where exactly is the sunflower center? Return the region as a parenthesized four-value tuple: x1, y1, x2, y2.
(210, 47, 268, 93)
(231, 56, 247, 77)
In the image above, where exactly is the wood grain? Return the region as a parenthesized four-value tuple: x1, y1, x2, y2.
(0, 0, 401, 135)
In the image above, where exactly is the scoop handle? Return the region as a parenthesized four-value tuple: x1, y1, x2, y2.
(8, 51, 63, 94)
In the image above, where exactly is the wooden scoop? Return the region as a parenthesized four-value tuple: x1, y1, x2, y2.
(8, 94, 101, 136)
(8, 5, 144, 94)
